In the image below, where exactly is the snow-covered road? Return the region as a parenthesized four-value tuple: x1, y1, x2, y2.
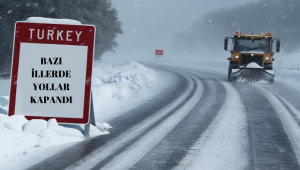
(5, 63, 300, 170)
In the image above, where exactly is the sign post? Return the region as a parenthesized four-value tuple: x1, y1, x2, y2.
(155, 50, 164, 65)
(8, 21, 96, 125)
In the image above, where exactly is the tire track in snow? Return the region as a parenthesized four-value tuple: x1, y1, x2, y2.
(191, 68, 300, 169)
(127, 69, 227, 170)
(255, 85, 300, 168)
(169, 67, 300, 169)
(94, 72, 203, 170)
(192, 69, 300, 169)
(62, 68, 199, 170)
(174, 78, 248, 170)
(28, 67, 194, 170)
(237, 83, 299, 170)
(265, 90, 300, 129)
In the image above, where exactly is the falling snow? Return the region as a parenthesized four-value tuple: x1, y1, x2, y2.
(49, 8, 55, 13)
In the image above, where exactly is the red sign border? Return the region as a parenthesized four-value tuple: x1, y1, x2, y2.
(155, 50, 164, 55)
(155, 50, 164, 57)
(8, 21, 96, 124)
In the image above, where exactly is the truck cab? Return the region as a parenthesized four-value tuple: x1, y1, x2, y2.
(224, 32, 280, 82)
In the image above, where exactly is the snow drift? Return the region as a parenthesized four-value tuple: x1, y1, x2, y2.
(276, 68, 300, 83)
(92, 61, 156, 121)
(0, 61, 158, 161)
(0, 115, 110, 160)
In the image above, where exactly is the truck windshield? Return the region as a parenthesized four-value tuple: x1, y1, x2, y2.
(234, 38, 270, 53)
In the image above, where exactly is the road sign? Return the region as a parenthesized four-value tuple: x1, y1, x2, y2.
(8, 22, 96, 124)
(155, 50, 164, 65)
(155, 50, 164, 57)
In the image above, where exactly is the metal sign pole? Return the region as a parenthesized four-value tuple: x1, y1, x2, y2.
(84, 91, 96, 137)
(84, 122, 90, 137)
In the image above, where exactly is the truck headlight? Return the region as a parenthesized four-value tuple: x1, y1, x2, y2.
(265, 57, 269, 60)
(235, 56, 239, 59)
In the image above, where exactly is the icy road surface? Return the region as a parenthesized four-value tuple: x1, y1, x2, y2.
(7, 64, 300, 170)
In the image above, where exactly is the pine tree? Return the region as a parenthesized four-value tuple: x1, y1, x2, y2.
(0, 0, 122, 74)
(174, 0, 300, 56)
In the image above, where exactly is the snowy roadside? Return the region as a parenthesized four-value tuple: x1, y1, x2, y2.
(164, 59, 300, 84)
(92, 60, 158, 122)
(275, 67, 300, 83)
(0, 61, 171, 168)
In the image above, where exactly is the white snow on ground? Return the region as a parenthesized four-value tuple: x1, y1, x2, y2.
(65, 69, 187, 170)
(0, 116, 110, 161)
(0, 117, 83, 159)
(276, 67, 300, 83)
(0, 117, 110, 170)
(0, 106, 104, 148)
(271, 52, 300, 83)
(99, 73, 203, 170)
(92, 61, 168, 122)
(0, 61, 168, 169)
(175, 81, 248, 170)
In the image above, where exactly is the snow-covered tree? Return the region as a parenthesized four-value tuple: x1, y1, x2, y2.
(174, 0, 300, 55)
(0, 0, 122, 73)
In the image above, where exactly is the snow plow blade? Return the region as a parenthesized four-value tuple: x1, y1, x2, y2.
(230, 68, 275, 83)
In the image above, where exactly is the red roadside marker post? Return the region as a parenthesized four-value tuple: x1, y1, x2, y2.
(9, 22, 96, 130)
(155, 50, 163, 65)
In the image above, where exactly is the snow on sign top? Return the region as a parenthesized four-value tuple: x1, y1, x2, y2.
(26, 17, 81, 25)
(8, 21, 96, 124)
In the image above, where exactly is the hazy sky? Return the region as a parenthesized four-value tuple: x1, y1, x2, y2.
(102, 0, 258, 64)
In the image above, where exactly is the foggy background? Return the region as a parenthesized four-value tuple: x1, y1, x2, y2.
(1, 0, 300, 73)
(102, 0, 260, 64)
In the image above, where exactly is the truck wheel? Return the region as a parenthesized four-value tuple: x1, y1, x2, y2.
(228, 67, 232, 81)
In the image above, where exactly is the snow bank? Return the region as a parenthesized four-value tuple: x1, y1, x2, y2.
(276, 68, 300, 83)
(26, 17, 81, 25)
(1, 61, 157, 123)
(23, 119, 47, 135)
(0, 115, 28, 131)
(92, 61, 156, 121)
(0, 128, 39, 158)
(0, 115, 110, 159)
(0, 61, 158, 161)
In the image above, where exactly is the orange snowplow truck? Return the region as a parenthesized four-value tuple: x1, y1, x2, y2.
(224, 32, 280, 83)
